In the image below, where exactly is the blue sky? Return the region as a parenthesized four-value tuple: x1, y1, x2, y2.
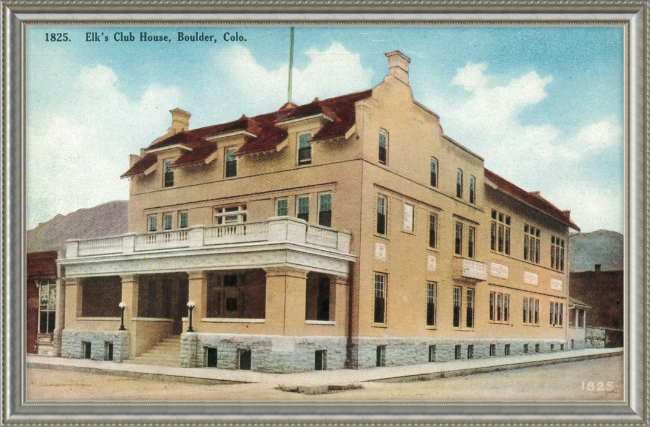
(26, 26, 624, 233)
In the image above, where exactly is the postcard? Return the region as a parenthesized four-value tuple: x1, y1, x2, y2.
(5, 2, 646, 425)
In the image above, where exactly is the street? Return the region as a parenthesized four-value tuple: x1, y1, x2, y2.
(26, 354, 623, 401)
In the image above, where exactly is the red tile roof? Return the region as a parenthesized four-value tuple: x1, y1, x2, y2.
(485, 168, 580, 231)
(121, 153, 157, 178)
(123, 89, 373, 176)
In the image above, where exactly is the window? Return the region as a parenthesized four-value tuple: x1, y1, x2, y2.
(429, 345, 437, 362)
(469, 175, 476, 204)
(163, 212, 173, 230)
(523, 297, 540, 325)
(178, 210, 188, 228)
(206, 348, 218, 368)
(454, 345, 462, 360)
(378, 132, 388, 165)
(456, 169, 463, 198)
(276, 198, 288, 216)
(296, 195, 309, 222)
(38, 280, 56, 335)
(163, 159, 174, 187)
(374, 273, 387, 324)
(550, 344, 555, 351)
(489, 344, 496, 356)
(490, 210, 511, 255)
(467, 345, 474, 359)
(104, 342, 113, 361)
(147, 214, 157, 232)
(377, 195, 387, 235)
(225, 147, 237, 178)
(535, 344, 540, 353)
(551, 236, 565, 271)
(466, 288, 475, 328)
(315, 350, 327, 371)
(577, 309, 585, 327)
(239, 349, 251, 370)
(428, 214, 437, 248)
(550, 301, 564, 326)
(318, 193, 332, 227)
(298, 132, 312, 166)
(402, 203, 414, 232)
(490, 291, 510, 322)
(214, 205, 247, 225)
(467, 226, 476, 259)
(376, 345, 386, 367)
(523, 344, 529, 354)
(505, 344, 511, 356)
(453, 286, 462, 328)
(524, 224, 541, 263)
(426, 282, 437, 326)
(454, 222, 463, 255)
(430, 158, 438, 187)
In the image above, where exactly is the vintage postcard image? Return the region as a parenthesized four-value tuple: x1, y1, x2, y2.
(24, 24, 625, 403)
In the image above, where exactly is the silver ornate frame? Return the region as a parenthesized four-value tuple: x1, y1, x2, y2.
(2, 1, 647, 424)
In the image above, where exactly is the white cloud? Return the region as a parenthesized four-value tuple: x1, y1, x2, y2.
(215, 42, 373, 111)
(428, 62, 623, 233)
(26, 64, 182, 229)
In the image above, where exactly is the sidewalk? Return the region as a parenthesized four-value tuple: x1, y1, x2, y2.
(27, 348, 622, 389)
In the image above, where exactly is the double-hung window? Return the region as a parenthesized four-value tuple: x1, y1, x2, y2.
(466, 288, 475, 328)
(490, 291, 510, 322)
(454, 222, 463, 255)
(550, 301, 564, 326)
(318, 193, 332, 227)
(524, 224, 541, 263)
(214, 205, 247, 225)
(491, 210, 511, 255)
(467, 226, 476, 259)
(276, 198, 288, 217)
(428, 214, 437, 248)
(163, 159, 174, 187)
(38, 280, 57, 335)
(296, 195, 309, 222)
(456, 169, 463, 198)
(298, 132, 312, 166)
(430, 158, 438, 187)
(178, 210, 188, 228)
(163, 212, 173, 230)
(469, 175, 476, 204)
(453, 287, 462, 328)
(378, 132, 388, 165)
(374, 273, 387, 323)
(147, 214, 157, 232)
(426, 282, 437, 326)
(551, 236, 565, 271)
(225, 147, 238, 178)
(377, 195, 387, 235)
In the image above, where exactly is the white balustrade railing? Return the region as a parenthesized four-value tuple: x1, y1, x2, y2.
(204, 222, 268, 245)
(77, 236, 124, 256)
(306, 225, 338, 249)
(66, 217, 351, 258)
(135, 229, 190, 250)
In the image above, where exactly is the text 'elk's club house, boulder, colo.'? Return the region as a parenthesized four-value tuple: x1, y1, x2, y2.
(56, 51, 581, 373)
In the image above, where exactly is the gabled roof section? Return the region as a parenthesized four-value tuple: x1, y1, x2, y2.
(122, 89, 373, 176)
(121, 153, 157, 178)
(484, 168, 580, 231)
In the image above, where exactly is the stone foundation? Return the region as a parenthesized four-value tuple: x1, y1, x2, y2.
(352, 337, 570, 369)
(181, 333, 347, 373)
(61, 330, 130, 362)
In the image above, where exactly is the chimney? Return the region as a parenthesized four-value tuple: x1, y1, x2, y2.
(169, 108, 191, 134)
(385, 51, 411, 85)
(562, 209, 571, 218)
(595, 264, 601, 272)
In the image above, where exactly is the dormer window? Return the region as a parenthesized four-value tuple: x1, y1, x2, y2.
(225, 147, 237, 178)
(163, 159, 174, 187)
(298, 132, 312, 166)
(378, 132, 388, 165)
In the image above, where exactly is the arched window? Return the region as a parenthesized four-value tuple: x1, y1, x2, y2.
(456, 169, 464, 198)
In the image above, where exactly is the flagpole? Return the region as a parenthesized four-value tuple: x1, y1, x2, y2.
(288, 27, 294, 103)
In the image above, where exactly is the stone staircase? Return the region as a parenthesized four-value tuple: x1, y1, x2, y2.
(127, 335, 181, 367)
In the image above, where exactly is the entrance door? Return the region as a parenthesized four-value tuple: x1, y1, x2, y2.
(239, 349, 251, 370)
(315, 350, 326, 370)
(173, 279, 189, 334)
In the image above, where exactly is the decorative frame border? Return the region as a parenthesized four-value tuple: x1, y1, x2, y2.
(2, 1, 647, 424)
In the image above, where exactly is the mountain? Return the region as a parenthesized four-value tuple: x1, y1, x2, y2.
(27, 201, 129, 253)
(569, 229, 624, 273)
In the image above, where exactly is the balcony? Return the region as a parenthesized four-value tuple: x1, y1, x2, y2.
(60, 217, 354, 278)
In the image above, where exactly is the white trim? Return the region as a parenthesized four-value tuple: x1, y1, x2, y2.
(76, 317, 120, 321)
(146, 144, 193, 154)
(344, 124, 356, 140)
(276, 113, 333, 126)
(305, 320, 336, 326)
(205, 130, 257, 141)
(132, 317, 173, 322)
(144, 163, 157, 176)
(200, 318, 265, 323)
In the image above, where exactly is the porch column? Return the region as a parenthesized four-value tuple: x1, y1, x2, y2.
(52, 278, 66, 357)
(187, 271, 207, 331)
(264, 267, 308, 336)
(582, 309, 587, 329)
(63, 277, 79, 328)
(334, 276, 349, 329)
(120, 275, 139, 356)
